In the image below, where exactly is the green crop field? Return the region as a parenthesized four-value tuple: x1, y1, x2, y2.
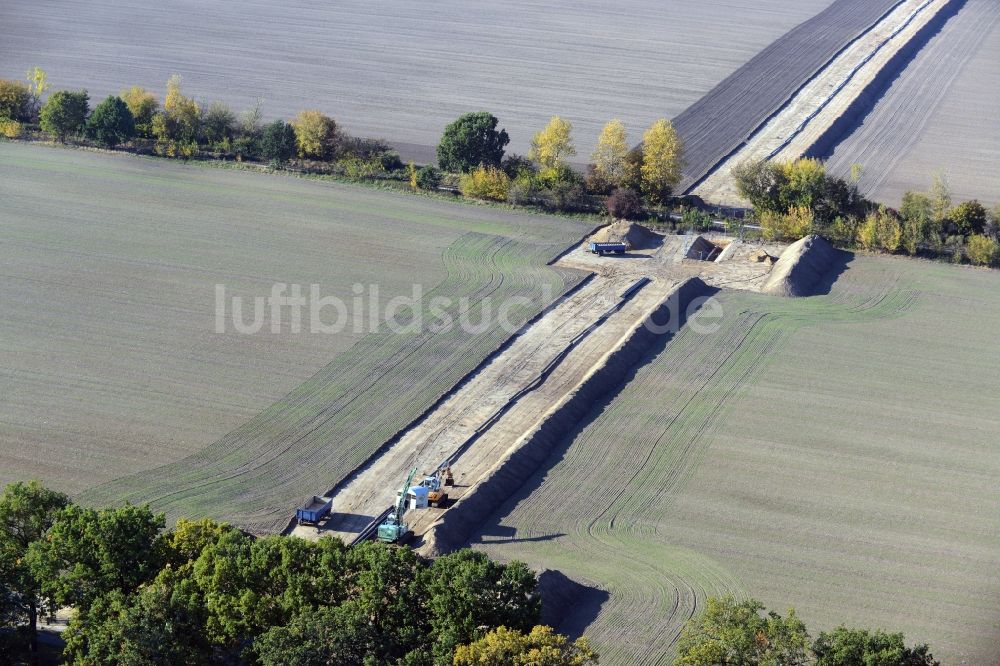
(473, 254, 1000, 665)
(0, 142, 586, 532)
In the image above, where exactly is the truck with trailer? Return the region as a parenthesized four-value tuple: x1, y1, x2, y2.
(296, 496, 333, 525)
(588, 241, 628, 255)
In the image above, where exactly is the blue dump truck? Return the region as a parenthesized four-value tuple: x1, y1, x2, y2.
(588, 241, 628, 255)
(296, 496, 333, 525)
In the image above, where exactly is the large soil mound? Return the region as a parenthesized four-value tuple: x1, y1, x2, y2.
(763, 234, 839, 297)
(590, 221, 661, 250)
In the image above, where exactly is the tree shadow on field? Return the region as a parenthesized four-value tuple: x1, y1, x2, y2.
(538, 569, 610, 639)
(806, 0, 969, 161)
(475, 524, 566, 544)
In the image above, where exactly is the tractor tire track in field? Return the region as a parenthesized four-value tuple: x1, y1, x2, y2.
(81, 232, 585, 533)
(675, 0, 903, 193)
(471, 268, 918, 665)
(823, 0, 999, 199)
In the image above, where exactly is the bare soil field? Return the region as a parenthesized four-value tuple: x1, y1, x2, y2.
(472, 255, 1000, 665)
(1, 0, 836, 162)
(694, 0, 953, 205)
(824, 0, 1000, 207)
(674, 0, 901, 192)
(0, 143, 585, 526)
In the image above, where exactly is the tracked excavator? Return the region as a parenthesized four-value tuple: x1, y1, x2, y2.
(420, 463, 454, 507)
(377, 467, 418, 543)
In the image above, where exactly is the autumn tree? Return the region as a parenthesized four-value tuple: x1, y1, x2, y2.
(591, 119, 629, 188)
(201, 101, 237, 148)
(151, 75, 200, 154)
(460, 165, 511, 202)
(761, 205, 814, 242)
(928, 171, 951, 227)
(813, 626, 939, 666)
(85, 96, 136, 147)
(607, 188, 643, 220)
(25, 67, 49, 117)
(966, 235, 999, 266)
(856, 206, 902, 253)
(530, 116, 576, 175)
(437, 111, 509, 172)
(640, 118, 684, 203)
(39, 90, 89, 142)
(779, 158, 827, 210)
(949, 200, 988, 237)
(0, 79, 32, 122)
(292, 109, 339, 160)
(453, 625, 598, 666)
(0, 481, 70, 663)
(676, 596, 810, 666)
(120, 86, 159, 138)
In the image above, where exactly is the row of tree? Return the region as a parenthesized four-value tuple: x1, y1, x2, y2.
(437, 111, 684, 215)
(676, 596, 938, 666)
(0, 480, 593, 666)
(0, 70, 402, 170)
(734, 159, 1000, 266)
(2, 69, 687, 219)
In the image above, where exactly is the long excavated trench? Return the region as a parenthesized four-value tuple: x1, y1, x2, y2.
(289, 229, 838, 552)
(292, 272, 690, 543)
(692, 0, 957, 205)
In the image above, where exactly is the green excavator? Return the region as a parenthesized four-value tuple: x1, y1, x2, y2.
(377, 467, 417, 543)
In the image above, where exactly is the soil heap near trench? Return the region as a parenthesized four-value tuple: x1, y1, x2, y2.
(763, 234, 840, 297)
(590, 221, 662, 249)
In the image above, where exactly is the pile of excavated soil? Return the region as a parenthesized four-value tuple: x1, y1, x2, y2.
(590, 221, 662, 249)
(763, 234, 839, 297)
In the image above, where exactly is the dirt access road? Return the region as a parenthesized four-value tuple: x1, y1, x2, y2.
(293, 229, 783, 544)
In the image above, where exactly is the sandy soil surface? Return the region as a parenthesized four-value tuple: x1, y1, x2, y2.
(296, 229, 786, 542)
(694, 0, 953, 205)
(825, 0, 1000, 207)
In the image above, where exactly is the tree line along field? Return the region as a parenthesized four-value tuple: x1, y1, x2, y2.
(0, 142, 586, 522)
(472, 253, 1000, 665)
(824, 0, 1000, 208)
(0, 0, 836, 163)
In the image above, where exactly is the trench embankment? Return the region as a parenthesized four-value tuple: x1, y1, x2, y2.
(805, 0, 967, 160)
(693, 0, 957, 206)
(675, 0, 904, 194)
(417, 277, 715, 556)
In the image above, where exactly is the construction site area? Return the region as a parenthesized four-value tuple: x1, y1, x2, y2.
(290, 222, 835, 552)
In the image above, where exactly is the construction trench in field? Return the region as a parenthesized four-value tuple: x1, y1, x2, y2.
(291, 229, 840, 550)
(691, 0, 958, 205)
